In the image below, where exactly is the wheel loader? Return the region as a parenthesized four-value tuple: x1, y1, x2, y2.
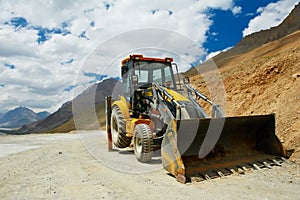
(105, 54, 286, 183)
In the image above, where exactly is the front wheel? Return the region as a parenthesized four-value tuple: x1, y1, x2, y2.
(133, 124, 154, 163)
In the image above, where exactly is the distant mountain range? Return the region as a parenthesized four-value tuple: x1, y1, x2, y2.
(18, 78, 120, 133)
(0, 112, 4, 119)
(0, 107, 50, 128)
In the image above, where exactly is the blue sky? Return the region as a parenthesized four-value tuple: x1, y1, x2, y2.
(204, 0, 276, 52)
(0, 0, 298, 113)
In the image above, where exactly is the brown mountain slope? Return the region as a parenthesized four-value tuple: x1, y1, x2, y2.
(18, 78, 120, 133)
(190, 30, 300, 160)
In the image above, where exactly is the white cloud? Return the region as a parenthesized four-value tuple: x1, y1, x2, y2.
(0, 0, 237, 113)
(205, 46, 232, 61)
(232, 6, 242, 15)
(0, 26, 38, 57)
(206, 51, 222, 60)
(243, 0, 299, 36)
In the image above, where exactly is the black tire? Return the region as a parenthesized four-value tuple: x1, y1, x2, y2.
(111, 106, 132, 148)
(133, 124, 154, 163)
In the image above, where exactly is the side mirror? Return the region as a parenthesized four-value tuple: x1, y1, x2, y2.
(121, 66, 128, 78)
(132, 75, 138, 85)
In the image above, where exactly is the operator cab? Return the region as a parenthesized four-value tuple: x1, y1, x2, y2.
(121, 55, 177, 99)
(120, 55, 178, 116)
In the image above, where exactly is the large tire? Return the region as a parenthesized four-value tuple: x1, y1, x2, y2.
(111, 106, 132, 148)
(133, 124, 154, 163)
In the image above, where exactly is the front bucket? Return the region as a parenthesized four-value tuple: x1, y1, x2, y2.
(161, 114, 286, 183)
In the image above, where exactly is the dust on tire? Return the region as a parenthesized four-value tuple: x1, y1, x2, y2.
(134, 124, 154, 163)
(111, 106, 132, 148)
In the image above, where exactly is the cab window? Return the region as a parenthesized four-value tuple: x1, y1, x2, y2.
(153, 68, 162, 85)
(135, 69, 148, 83)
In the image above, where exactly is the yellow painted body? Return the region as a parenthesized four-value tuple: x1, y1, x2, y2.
(112, 96, 130, 119)
(112, 96, 151, 137)
(112, 86, 187, 137)
(166, 88, 189, 102)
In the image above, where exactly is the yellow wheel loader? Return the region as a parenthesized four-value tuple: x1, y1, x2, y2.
(105, 54, 286, 183)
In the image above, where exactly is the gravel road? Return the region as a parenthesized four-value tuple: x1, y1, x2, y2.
(0, 132, 299, 199)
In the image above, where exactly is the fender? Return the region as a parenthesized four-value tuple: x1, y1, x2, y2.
(111, 96, 130, 119)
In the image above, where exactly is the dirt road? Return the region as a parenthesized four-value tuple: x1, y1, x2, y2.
(0, 132, 299, 199)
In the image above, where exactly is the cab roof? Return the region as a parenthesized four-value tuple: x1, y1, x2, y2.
(121, 54, 173, 66)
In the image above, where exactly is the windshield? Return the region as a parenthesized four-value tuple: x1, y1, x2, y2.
(133, 61, 175, 88)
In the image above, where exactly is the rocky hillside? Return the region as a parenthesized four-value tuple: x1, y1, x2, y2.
(0, 107, 50, 128)
(19, 78, 120, 133)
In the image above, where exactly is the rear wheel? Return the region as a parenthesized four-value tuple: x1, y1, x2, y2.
(111, 106, 132, 148)
(134, 124, 154, 163)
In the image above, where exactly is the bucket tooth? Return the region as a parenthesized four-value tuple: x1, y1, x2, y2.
(272, 159, 282, 166)
(263, 161, 272, 169)
(281, 157, 289, 163)
(237, 168, 245, 174)
(204, 174, 211, 180)
(230, 169, 238, 175)
(242, 166, 249, 171)
(190, 176, 204, 182)
(253, 164, 261, 170)
(217, 171, 225, 178)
